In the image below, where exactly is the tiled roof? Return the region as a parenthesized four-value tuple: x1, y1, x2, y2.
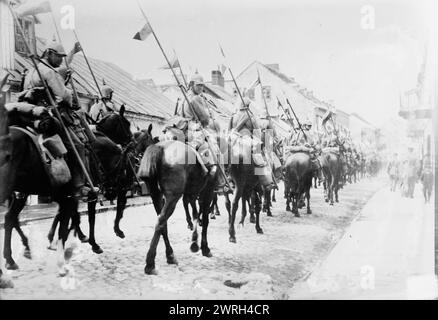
(10, 38, 173, 120)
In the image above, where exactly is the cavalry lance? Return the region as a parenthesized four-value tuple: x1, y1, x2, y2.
(276, 97, 296, 133)
(137, 4, 233, 192)
(283, 94, 307, 142)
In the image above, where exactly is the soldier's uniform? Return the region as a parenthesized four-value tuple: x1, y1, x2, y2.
(89, 85, 116, 122)
(23, 41, 96, 198)
(180, 74, 229, 194)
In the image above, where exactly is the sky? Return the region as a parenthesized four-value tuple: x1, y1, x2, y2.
(30, 0, 431, 127)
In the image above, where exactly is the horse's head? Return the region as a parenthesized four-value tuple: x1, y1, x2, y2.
(96, 104, 133, 146)
(134, 123, 157, 155)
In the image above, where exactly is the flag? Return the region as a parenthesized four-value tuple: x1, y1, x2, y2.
(15, 1, 51, 17)
(322, 109, 333, 126)
(133, 23, 153, 41)
(159, 55, 180, 70)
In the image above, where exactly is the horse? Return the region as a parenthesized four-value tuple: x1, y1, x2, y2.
(284, 152, 313, 216)
(1, 107, 79, 276)
(138, 138, 218, 275)
(4, 107, 138, 268)
(45, 107, 139, 254)
(224, 135, 268, 243)
(320, 151, 341, 205)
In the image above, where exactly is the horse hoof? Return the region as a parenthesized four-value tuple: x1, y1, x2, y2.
(256, 228, 264, 234)
(267, 213, 273, 217)
(144, 266, 158, 275)
(286, 206, 291, 212)
(202, 250, 213, 258)
(190, 242, 199, 253)
(330, 202, 334, 206)
(210, 215, 216, 220)
(335, 199, 339, 203)
(187, 223, 194, 231)
(5, 261, 19, 270)
(166, 254, 178, 265)
(92, 245, 103, 254)
(307, 209, 312, 215)
(325, 198, 329, 203)
(250, 217, 256, 224)
(47, 243, 57, 251)
(114, 229, 125, 239)
(229, 237, 236, 243)
(23, 248, 32, 260)
(0, 277, 14, 289)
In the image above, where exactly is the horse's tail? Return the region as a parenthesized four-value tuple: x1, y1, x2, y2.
(138, 144, 164, 180)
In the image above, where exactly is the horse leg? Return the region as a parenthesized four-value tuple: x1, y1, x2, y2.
(214, 198, 220, 216)
(114, 191, 127, 239)
(229, 187, 242, 243)
(306, 189, 312, 214)
(162, 221, 177, 265)
(239, 191, 248, 226)
(254, 190, 263, 234)
(145, 193, 179, 275)
(4, 194, 26, 270)
(265, 189, 273, 217)
(199, 190, 214, 257)
(47, 213, 60, 249)
(285, 187, 291, 212)
(292, 192, 300, 217)
(88, 199, 103, 254)
(248, 192, 256, 224)
(7, 194, 30, 260)
(190, 195, 200, 253)
(56, 195, 77, 277)
(183, 195, 194, 230)
(272, 189, 276, 202)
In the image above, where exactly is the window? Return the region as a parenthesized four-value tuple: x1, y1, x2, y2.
(15, 17, 36, 55)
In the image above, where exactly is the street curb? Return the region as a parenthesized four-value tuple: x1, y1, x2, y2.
(0, 199, 153, 229)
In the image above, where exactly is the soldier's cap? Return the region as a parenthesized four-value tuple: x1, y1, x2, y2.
(44, 41, 67, 57)
(101, 85, 114, 98)
(190, 73, 204, 85)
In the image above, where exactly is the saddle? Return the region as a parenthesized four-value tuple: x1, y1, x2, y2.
(10, 126, 71, 187)
(284, 145, 313, 154)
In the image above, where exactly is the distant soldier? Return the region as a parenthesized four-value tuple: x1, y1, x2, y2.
(405, 147, 418, 198)
(89, 84, 116, 122)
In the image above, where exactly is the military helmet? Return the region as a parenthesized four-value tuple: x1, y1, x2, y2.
(44, 41, 67, 57)
(190, 73, 204, 85)
(101, 85, 114, 99)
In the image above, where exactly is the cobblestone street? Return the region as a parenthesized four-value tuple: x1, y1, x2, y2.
(0, 177, 384, 300)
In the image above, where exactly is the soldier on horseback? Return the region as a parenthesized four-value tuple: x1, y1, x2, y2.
(292, 118, 324, 183)
(228, 97, 276, 191)
(89, 84, 116, 122)
(22, 40, 97, 199)
(180, 73, 231, 194)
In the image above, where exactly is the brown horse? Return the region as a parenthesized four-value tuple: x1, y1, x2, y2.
(284, 152, 313, 216)
(320, 151, 341, 205)
(1, 106, 76, 276)
(138, 139, 218, 275)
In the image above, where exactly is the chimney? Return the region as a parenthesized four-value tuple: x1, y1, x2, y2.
(211, 70, 224, 87)
(266, 63, 280, 72)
